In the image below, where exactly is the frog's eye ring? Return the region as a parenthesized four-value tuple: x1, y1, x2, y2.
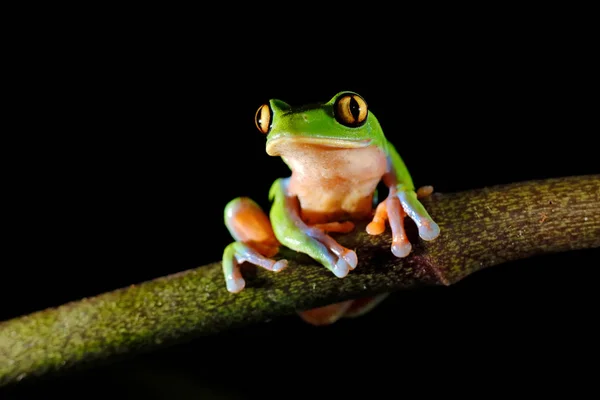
(255, 104, 272, 134)
(334, 93, 368, 127)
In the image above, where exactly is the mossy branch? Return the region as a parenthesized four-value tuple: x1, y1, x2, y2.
(1, 175, 599, 387)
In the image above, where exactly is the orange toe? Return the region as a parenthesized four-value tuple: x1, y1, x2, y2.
(366, 220, 385, 235)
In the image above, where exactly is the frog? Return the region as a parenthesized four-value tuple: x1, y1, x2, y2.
(222, 91, 440, 325)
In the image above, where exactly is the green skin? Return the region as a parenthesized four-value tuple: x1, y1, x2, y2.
(223, 91, 440, 295)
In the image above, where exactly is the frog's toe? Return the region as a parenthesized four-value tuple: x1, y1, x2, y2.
(333, 257, 350, 278)
(366, 201, 388, 235)
(226, 276, 245, 293)
(366, 220, 386, 235)
(342, 249, 358, 270)
(392, 241, 412, 258)
(419, 220, 440, 241)
(303, 226, 358, 276)
(416, 185, 434, 199)
(272, 259, 288, 272)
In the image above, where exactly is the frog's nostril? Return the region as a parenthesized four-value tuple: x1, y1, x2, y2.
(302, 114, 309, 122)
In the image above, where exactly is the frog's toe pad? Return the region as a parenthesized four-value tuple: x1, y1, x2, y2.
(392, 241, 412, 258)
(333, 258, 350, 278)
(226, 276, 245, 293)
(419, 220, 440, 241)
(342, 250, 358, 270)
(366, 220, 386, 235)
(416, 185, 434, 199)
(272, 260, 288, 272)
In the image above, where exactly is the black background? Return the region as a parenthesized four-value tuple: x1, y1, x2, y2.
(2, 14, 599, 399)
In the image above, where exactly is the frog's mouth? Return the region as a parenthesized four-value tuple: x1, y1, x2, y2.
(266, 136, 372, 156)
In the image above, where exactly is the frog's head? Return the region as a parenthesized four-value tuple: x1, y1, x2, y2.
(255, 91, 385, 156)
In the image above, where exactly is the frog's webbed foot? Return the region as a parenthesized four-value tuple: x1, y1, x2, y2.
(223, 242, 288, 293)
(307, 222, 357, 274)
(367, 186, 440, 258)
(303, 226, 358, 277)
(268, 178, 358, 278)
(273, 216, 358, 278)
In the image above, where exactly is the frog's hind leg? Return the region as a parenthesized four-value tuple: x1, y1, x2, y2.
(298, 300, 355, 326)
(223, 197, 288, 293)
(297, 294, 391, 326)
(342, 293, 390, 318)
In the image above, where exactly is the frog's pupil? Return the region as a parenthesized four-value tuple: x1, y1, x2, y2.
(349, 97, 361, 120)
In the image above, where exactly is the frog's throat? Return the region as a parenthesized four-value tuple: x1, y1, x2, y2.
(266, 137, 372, 156)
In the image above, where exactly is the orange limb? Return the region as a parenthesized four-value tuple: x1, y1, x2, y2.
(223, 197, 287, 293)
(343, 294, 390, 318)
(298, 300, 354, 326)
(225, 197, 279, 257)
(298, 294, 391, 326)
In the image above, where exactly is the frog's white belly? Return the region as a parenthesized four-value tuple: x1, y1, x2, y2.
(283, 144, 387, 224)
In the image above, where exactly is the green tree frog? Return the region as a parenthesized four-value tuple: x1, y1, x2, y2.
(222, 91, 440, 325)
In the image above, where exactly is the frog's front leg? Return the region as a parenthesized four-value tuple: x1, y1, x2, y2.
(223, 197, 288, 293)
(269, 178, 358, 278)
(395, 186, 440, 241)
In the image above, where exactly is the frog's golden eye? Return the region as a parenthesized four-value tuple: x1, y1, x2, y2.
(334, 93, 368, 127)
(255, 104, 272, 134)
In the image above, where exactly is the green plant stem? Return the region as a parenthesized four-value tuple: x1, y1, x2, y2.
(1, 175, 599, 386)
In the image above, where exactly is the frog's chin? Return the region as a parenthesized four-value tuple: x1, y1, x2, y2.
(266, 136, 372, 156)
